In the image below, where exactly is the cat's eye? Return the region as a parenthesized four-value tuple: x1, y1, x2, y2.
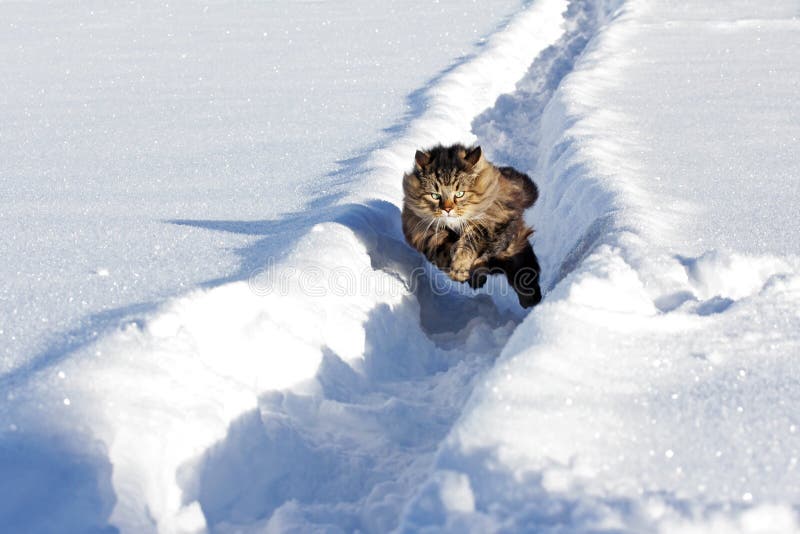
(454, 191, 465, 198)
(431, 193, 441, 200)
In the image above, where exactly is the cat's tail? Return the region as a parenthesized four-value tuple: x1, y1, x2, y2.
(498, 166, 539, 209)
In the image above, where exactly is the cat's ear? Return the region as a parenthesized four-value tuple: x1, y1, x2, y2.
(415, 150, 431, 168)
(403, 171, 421, 193)
(464, 146, 483, 167)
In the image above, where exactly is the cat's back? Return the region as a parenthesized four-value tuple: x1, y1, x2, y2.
(497, 166, 538, 210)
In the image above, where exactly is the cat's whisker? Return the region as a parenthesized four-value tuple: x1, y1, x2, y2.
(413, 215, 431, 233)
(423, 216, 437, 236)
(409, 220, 427, 235)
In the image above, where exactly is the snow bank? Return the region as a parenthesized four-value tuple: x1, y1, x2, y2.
(399, 0, 800, 531)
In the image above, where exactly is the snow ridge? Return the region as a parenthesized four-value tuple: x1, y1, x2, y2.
(395, 0, 800, 531)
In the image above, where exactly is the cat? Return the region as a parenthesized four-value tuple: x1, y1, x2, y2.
(401, 143, 542, 308)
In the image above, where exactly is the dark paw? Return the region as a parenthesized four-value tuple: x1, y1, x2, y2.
(517, 289, 542, 309)
(468, 270, 488, 289)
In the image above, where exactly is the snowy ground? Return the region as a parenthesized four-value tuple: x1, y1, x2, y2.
(2, 0, 800, 533)
(0, 0, 522, 378)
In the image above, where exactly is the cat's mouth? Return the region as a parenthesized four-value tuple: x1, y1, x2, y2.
(441, 214, 463, 230)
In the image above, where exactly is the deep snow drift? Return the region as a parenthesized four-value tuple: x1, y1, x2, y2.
(2, 0, 800, 532)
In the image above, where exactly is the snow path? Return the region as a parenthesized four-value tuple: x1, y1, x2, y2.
(1, 1, 573, 532)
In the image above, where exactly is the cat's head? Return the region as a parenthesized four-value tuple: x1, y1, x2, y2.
(402, 144, 497, 228)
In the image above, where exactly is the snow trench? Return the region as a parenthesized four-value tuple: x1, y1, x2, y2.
(177, 1, 635, 529)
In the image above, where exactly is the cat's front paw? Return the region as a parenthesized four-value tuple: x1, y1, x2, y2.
(449, 266, 470, 282)
(449, 252, 474, 282)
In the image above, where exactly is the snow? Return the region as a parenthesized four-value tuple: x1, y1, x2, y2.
(399, 0, 800, 531)
(2, 0, 800, 532)
(0, 0, 522, 377)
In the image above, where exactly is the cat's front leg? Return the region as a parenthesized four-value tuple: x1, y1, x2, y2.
(449, 245, 478, 282)
(467, 256, 491, 289)
(425, 230, 454, 271)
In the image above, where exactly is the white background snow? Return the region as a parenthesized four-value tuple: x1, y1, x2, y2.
(1, 0, 799, 533)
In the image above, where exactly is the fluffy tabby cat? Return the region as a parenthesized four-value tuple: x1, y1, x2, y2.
(402, 143, 542, 308)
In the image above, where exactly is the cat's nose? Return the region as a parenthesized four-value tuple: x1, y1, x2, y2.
(443, 207, 452, 213)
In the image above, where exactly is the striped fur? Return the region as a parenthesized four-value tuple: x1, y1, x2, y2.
(402, 144, 542, 307)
